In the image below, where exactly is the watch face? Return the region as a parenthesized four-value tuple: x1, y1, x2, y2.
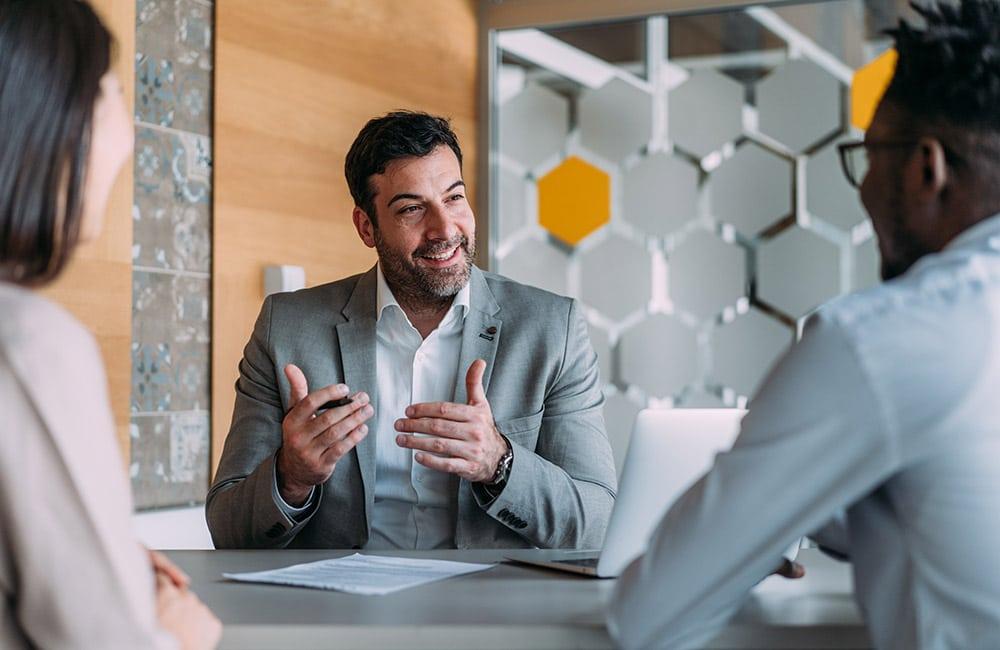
(489, 450, 513, 486)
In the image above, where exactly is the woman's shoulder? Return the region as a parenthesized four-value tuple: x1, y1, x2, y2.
(0, 283, 97, 368)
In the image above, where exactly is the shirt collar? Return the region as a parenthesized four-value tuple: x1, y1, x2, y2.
(375, 263, 471, 324)
(944, 212, 1000, 253)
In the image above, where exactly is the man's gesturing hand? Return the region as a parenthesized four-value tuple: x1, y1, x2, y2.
(276, 363, 373, 506)
(394, 359, 508, 483)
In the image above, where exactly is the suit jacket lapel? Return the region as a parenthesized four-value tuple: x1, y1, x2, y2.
(336, 266, 379, 534)
(453, 268, 502, 547)
(453, 267, 502, 404)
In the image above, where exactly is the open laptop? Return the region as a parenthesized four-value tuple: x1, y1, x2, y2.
(508, 408, 749, 578)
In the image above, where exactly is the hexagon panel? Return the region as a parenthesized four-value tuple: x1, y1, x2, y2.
(852, 236, 881, 292)
(852, 49, 897, 131)
(757, 60, 842, 152)
(588, 323, 613, 385)
(711, 309, 793, 398)
(669, 230, 747, 319)
(580, 234, 652, 322)
(497, 166, 529, 242)
(620, 314, 698, 398)
(806, 141, 868, 230)
(710, 143, 793, 237)
(668, 69, 745, 158)
(538, 156, 610, 247)
(499, 83, 568, 170)
(757, 226, 841, 318)
(623, 153, 700, 238)
(602, 390, 643, 477)
(499, 238, 569, 297)
(578, 78, 653, 164)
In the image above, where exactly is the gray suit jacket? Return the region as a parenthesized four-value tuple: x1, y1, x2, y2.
(206, 266, 617, 550)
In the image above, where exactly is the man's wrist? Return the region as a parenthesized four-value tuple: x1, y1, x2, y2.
(279, 481, 312, 507)
(483, 432, 513, 488)
(275, 449, 313, 506)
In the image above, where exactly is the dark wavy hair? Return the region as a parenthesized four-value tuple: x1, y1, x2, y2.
(344, 111, 463, 226)
(884, 0, 1000, 132)
(0, 0, 113, 285)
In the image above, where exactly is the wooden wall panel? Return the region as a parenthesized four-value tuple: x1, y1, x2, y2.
(213, 1, 479, 471)
(40, 0, 135, 460)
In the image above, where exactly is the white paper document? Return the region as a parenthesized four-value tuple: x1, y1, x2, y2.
(223, 553, 496, 595)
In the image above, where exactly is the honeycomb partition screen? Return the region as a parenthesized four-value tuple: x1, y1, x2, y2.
(487, 0, 914, 471)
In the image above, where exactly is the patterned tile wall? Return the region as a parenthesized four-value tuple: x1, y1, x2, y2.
(493, 3, 895, 475)
(131, 0, 214, 509)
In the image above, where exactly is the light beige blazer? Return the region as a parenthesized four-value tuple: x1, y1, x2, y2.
(0, 283, 173, 649)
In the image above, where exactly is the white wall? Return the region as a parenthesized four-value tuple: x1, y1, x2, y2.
(133, 506, 213, 550)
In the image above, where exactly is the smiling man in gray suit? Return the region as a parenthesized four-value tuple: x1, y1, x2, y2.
(207, 111, 616, 550)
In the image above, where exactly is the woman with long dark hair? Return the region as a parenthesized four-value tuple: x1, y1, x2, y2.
(0, 1, 220, 647)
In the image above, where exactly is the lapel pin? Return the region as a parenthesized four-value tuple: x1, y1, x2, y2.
(479, 325, 497, 342)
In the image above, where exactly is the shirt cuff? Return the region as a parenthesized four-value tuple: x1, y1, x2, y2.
(271, 452, 316, 519)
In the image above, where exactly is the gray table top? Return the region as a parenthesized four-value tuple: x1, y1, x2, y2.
(165, 548, 870, 650)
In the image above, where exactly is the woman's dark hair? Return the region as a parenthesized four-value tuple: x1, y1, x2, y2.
(344, 111, 463, 226)
(0, 0, 113, 285)
(884, 0, 1000, 132)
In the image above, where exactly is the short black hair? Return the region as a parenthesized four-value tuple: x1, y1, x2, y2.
(0, 0, 113, 285)
(884, 0, 1000, 132)
(344, 111, 463, 225)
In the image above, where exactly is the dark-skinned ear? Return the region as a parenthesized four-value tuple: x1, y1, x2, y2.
(352, 206, 377, 249)
(914, 136, 948, 199)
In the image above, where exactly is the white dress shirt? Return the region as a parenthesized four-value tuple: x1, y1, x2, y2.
(369, 264, 470, 549)
(609, 214, 1000, 650)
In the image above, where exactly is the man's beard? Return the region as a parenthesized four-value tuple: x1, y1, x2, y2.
(374, 229, 475, 308)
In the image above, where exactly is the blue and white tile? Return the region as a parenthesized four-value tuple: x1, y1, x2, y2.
(137, 0, 213, 135)
(134, 125, 212, 274)
(133, 188, 211, 272)
(132, 271, 210, 413)
(130, 412, 210, 509)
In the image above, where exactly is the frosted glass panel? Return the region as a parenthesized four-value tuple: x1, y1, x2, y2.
(623, 153, 700, 238)
(807, 140, 870, 230)
(757, 60, 842, 152)
(670, 230, 746, 319)
(578, 78, 653, 164)
(712, 309, 794, 398)
(710, 143, 793, 237)
(620, 314, 698, 398)
(758, 227, 841, 318)
(668, 69, 744, 158)
(498, 238, 569, 298)
(499, 83, 568, 170)
(580, 234, 652, 322)
(493, 0, 903, 408)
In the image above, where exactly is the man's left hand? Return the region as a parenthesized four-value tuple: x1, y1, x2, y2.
(395, 359, 507, 483)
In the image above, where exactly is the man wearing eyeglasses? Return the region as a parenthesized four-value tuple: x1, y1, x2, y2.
(609, 2, 1000, 648)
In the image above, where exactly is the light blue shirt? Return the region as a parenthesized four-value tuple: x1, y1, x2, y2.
(609, 214, 1000, 649)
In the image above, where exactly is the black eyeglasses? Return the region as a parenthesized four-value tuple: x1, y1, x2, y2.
(836, 139, 918, 188)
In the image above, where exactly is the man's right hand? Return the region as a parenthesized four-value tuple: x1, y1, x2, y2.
(276, 363, 374, 506)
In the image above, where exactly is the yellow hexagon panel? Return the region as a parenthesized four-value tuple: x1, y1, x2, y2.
(851, 48, 897, 131)
(538, 156, 610, 247)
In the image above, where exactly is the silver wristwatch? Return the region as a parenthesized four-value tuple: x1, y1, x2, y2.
(484, 434, 513, 490)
